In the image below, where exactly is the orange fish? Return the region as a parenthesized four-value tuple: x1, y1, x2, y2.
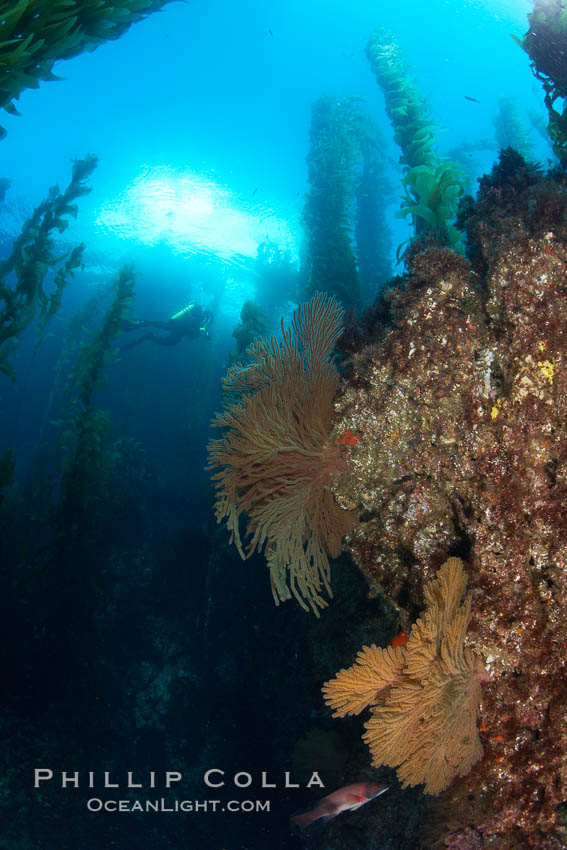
(291, 781, 388, 830)
(391, 630, 409, 648)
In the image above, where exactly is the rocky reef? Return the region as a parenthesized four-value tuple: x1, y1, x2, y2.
(330, 150, 567, 847)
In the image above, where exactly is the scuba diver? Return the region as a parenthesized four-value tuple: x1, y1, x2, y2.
(121, 302, 213, 349)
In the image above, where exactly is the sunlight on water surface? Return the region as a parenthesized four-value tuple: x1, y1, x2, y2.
(95, 165, 299, 269)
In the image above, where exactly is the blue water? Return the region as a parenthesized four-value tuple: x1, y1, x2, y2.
(0, 0, 547, 314)
(0, 2, 554, 848)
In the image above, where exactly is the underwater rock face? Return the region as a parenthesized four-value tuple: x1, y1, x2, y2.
(331, 155, 567, 846)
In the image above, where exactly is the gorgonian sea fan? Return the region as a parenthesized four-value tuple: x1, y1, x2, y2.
(323, 558, 489, 793)
(207, 292, 356, 616)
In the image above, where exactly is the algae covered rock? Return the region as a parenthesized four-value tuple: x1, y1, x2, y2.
(331, 152, 567, 846)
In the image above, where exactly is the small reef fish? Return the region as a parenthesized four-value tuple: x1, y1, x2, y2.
(391, 629, 409, 648)
(291, 781, 388, 830)
(464, 95, 480, 103)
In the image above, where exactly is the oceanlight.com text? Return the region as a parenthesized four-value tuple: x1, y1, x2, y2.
(86, 798, 271, 813)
